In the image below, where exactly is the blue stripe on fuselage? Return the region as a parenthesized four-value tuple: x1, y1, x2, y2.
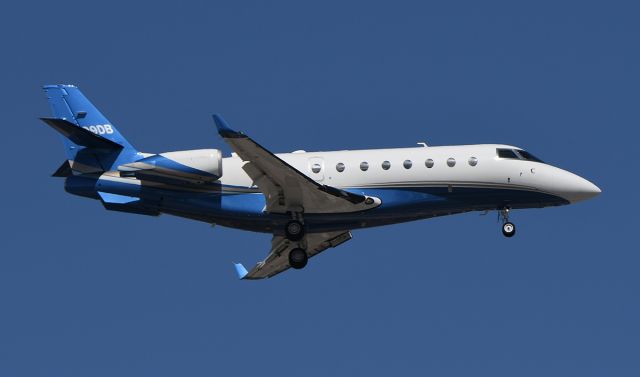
(65, 176, 568, 233)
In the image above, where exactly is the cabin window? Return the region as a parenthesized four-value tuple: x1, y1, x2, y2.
(311, 163, 321, 173)
(403, 160, 412, 169)
(360, 162, 369, 171)
(336, 162, 345, 172)
(425, 159, 434, 168)
(381, 161, 391, 170)
(468, 157, 478, 166)
(447, 158, 456, 167)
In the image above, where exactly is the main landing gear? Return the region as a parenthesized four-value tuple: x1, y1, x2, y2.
(500, 208, 516, 238)
(285, 220, 305, 241)
(288, 247, 308, 269)
(285, 216, 308, 269)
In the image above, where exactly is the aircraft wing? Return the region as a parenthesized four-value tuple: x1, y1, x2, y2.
(234, 231, 352, 279)
(213, 114, 380, 214)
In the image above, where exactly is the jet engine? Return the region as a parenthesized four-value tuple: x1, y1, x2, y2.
(118, 149, 223, 184)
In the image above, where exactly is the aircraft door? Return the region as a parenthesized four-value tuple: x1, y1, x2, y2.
(308, 157, 325, 182)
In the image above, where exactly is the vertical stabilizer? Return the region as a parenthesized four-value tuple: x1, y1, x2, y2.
(42, 84, 140, 171)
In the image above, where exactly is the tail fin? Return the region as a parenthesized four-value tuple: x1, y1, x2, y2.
(42, 84, 139, 172)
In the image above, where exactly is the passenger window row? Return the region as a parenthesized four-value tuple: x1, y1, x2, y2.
(333, 157, 479, 172)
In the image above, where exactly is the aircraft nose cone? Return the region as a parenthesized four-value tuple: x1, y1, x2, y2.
(562, 175, 601, 203)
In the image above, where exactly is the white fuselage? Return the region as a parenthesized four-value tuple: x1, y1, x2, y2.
(219, 144, 600, 204)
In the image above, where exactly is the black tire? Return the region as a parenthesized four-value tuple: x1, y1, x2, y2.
(502, 222, 516, 238)
(288, 248, 308, 269)
(285, 220, 305, 241)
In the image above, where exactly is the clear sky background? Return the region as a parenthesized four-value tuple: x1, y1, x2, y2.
(1, 1, 638, 376)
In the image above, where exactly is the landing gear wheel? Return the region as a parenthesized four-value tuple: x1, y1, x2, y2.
(288, 248, 308, 269)
(502, 222, 516, 238)
(285, 220, 305, 241)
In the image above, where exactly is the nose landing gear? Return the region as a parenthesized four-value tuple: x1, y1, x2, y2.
(502, 222, 516, 237)
(500, 208, 516, 238)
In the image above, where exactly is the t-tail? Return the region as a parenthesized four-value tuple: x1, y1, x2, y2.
(41, 84, 140, 176)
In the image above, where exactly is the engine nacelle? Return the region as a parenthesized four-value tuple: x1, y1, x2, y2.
(118, 149, 223, 184)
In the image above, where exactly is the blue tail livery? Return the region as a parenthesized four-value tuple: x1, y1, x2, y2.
(42, 84, 140, 174)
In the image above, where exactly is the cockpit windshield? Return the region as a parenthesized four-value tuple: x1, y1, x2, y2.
(497, 148, 519, 159)
(496, 148, 544, 163)
(515, 150, 544, 163)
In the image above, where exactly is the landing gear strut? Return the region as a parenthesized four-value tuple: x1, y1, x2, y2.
(288, 247, 308, 269)
(500, 208, 516, 238)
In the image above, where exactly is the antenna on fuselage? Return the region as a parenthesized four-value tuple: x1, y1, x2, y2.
(417, 142, 428, 147)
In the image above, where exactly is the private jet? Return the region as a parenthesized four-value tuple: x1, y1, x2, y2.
(42, 85, 601, 279)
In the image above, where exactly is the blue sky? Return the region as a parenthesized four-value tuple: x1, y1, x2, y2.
(1, 1, 638, 376)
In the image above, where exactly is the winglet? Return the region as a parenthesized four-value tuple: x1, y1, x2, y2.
(212, 114, 244, 138)
(233, 263, 249, 279)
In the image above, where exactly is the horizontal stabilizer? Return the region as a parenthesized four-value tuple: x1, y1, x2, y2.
(41, 117, 124, 150)
(52, 160, 73, 177)
(52, 159, 104, 177)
